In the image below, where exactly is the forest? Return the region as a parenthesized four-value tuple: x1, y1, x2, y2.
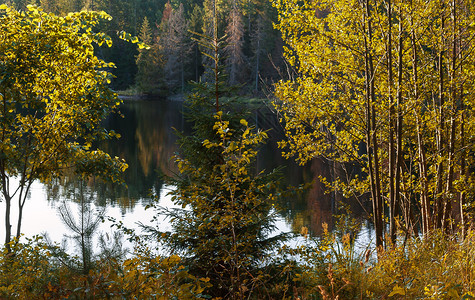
(1, 0, 283, 95)
(0, 0, 475, 299)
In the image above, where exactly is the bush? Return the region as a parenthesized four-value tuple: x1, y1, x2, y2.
(0, 236, 210, 299)
(365, 230, 475, 299)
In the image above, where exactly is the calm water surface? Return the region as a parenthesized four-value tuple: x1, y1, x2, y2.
(4, 99, 372, 251)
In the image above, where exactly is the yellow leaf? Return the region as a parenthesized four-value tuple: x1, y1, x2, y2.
(447, 289, 460, 299)
(388, 285, 405, 297)
(138, 43, 150, 50)
(462, 291, 475, 298)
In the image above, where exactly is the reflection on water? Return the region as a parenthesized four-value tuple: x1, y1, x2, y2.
(98, 100, 184, 210)
(91, 99, 369, 238)
(32, 98, 371, 242)
(253, 107, 370, 238)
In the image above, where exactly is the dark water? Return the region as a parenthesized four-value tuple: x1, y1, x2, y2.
(9, 98, 372, 249)
(96, 99, 370, 238)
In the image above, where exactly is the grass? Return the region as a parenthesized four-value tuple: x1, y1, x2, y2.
(285, 228, 475, 299)
(3, 228, 475, 298)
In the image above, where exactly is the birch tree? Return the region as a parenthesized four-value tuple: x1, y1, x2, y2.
(0, 5, 128, 252)
(274, 0, 475, 248)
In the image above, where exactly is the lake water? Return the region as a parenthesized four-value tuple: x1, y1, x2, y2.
(2, 99, 373, 253)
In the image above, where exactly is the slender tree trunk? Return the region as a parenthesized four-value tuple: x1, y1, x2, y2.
(195, 45, 199, 82)
(459, 18, 466, 235)
(371, 91, 383, 249)
(387, 0, 397, 245)
(395, 4, 403, 238)
(387, 0, 396, 244)
(442, 0, 457, 232)
(434, 10, 446, 229)
(255, 37, 260, 91)
(363, 0, 383, 250)
(16, 180, 33, 239)
(181, 60, 185, 92)
(0, 163, 12, 251)
(213, 0, 219, 112)
(4, 193, 11, 252)
(459, 96, 466, 237)
(410, 9, 431, 235)
(254, 16, 263, 92)
(415, 114, 430, 235)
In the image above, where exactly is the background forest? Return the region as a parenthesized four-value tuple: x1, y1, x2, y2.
(1, 0, 283, 95)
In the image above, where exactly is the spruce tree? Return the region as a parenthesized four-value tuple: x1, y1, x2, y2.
(146, 23, 289, 299)
(161, 3, 190, 92)
(224, 6, 247, 85)
(135, 17, 166, 95)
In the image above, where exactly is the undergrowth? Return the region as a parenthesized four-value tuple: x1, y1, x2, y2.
(284, 228, 475, 299)
(2, 229, 475, 299)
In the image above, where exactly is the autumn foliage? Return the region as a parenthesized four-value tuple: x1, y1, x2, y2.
(274, 0, 475, 248)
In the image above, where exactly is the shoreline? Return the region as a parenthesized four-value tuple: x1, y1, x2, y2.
(117, 93, 185, 102)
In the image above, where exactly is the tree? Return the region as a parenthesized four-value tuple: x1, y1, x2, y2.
(224, 6, 247, 85)
(0, 5, 128, 252)
(56, 182, 104, 275)
(135, 16, 166, 95)
(160, 2, 191, 92)
(160, 109, 286, 298)
(92, 0, 138, 90)
(273, 0, 475, 249)
(46, 178, 126, 276)
(39, 0, 60, 14)
(251, 14, 264, 91)
(189, 4, 204, 82)
(145, 22, 290, 298)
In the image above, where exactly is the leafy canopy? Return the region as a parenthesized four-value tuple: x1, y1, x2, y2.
(274, 0, 475, 242)
(0, 4, 128, 250)
(0, 4, 127, 184)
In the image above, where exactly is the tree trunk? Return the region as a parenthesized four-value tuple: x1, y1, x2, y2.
(395, 4, 403, 240)
(255, 37, 260, 91)
(410, 11, 431, 235)
(442, 0, 457, 232)
(459, 98, 466, 237)
(4, 193, 11, 252)
(16, 180, 33, 240)
(434, 10, 446, 229)
(363, 0, 383, 250)
(387, 0, 397, 245)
